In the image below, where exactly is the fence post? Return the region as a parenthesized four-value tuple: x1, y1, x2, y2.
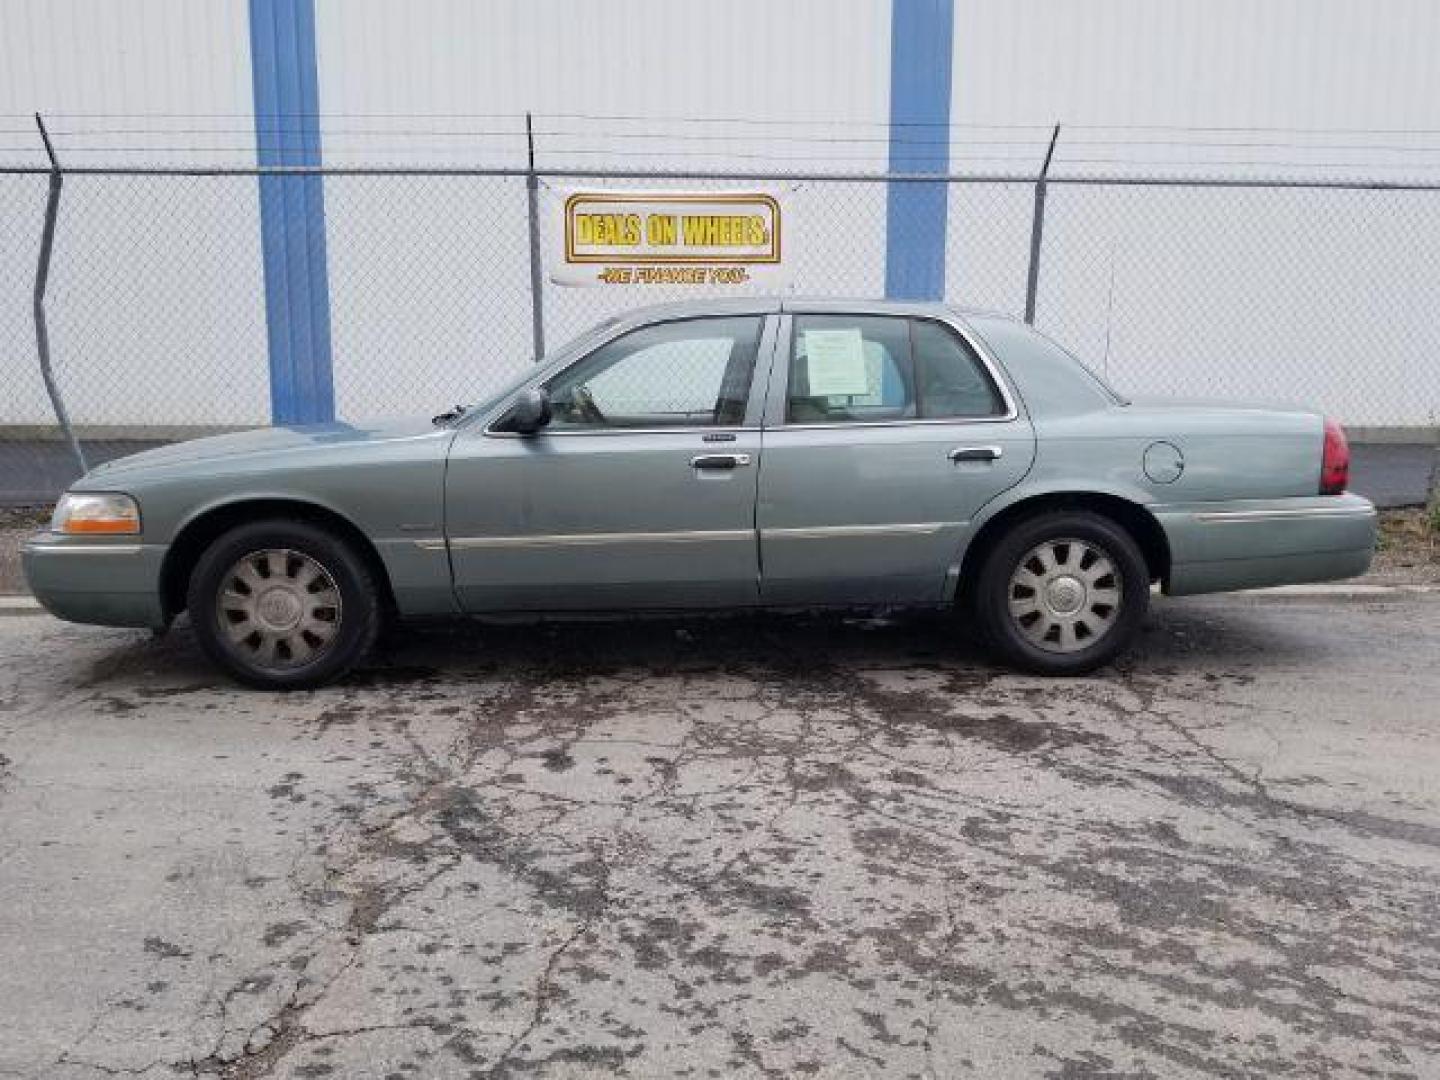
(1023, 123, 1061, 325)
(32, 113, 87, 475)
(525, 113, 546, 362)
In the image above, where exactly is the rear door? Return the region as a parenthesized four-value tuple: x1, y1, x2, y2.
(757, 307, 1035, 604)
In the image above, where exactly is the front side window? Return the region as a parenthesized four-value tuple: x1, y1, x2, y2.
(547, 316, 763, 429)
(787, 315, 1006, 423)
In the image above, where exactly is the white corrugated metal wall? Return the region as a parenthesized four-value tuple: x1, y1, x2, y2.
(0, 0, 268, 427)
(310, 0, 896, 419)
(2, 0, 1438, 428)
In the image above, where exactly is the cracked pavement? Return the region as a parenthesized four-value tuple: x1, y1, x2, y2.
(1, 593, 1438, 1079)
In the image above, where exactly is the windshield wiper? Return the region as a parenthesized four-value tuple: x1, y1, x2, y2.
(431, 404, 468, 426)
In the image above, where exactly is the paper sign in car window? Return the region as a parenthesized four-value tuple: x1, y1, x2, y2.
(803, 329, 871, 396)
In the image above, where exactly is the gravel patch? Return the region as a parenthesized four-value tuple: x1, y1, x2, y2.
(0, 507, 44, 595)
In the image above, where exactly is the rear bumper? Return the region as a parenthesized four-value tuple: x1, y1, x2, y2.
(21, 534, 168, 629)
(1154, 493, 1377, 596)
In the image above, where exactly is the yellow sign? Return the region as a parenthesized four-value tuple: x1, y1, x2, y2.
(554, 190, 787, 288)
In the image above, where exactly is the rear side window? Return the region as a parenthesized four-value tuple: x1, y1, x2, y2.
(787, 315, 1005, 423)
(912, 318, 1007, 418)
(788, 315, 915, 422)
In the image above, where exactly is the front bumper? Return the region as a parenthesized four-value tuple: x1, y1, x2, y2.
(21, 533, 169, 629)
(1154, 492, 1378, 596)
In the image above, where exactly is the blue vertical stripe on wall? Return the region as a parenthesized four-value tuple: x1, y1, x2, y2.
(885, 0, 954, 301)
(249, 0, 334, 424)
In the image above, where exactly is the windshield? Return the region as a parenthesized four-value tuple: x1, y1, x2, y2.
(438, 367, 534, 426)
(442, 315, 628, 426)
(966, 313, 1128, 415)
(1044, 332, 1129, 405)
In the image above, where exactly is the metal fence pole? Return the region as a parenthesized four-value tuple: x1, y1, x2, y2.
(1023, 124, 1061, 325)
(32, 113, 87, 474)
(525, 113, 546, 362)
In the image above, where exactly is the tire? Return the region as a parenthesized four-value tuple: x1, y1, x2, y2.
(972, 510, 1148, 676)
(186, 520, 381, 690)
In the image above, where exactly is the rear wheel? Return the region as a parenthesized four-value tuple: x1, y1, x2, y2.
(187, 520, 380, 689)
(973, 511, 1148, 675)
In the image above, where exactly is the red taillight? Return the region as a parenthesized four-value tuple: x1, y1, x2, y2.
(1320, 417, 1349, 495)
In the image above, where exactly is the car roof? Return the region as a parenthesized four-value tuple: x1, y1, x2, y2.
(595, 296, 1012, 325)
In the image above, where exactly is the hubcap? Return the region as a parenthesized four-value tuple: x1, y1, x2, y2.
(1007, 538, 1122, 654)
(216, 549, 342, 670)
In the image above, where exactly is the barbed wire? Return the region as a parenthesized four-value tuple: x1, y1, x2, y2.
(15, 110, 1440, 137)
(12, 113, 1440, 180)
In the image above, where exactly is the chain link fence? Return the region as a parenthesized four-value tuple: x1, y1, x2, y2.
(2, 158, 1439, 494)
(323, 173, 534, 420)
(1035, 179, 1440, 428)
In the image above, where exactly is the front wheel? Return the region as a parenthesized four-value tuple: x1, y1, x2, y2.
(972, 511, 1149, 676)
(187, 520, 381, 689)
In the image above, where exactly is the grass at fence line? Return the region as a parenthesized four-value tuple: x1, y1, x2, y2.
(0, 507, 48, 529)
(1374, 507, 1440, 577)
(0, 508, 47, 594)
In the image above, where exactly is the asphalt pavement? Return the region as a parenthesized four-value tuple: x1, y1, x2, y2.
(2, 593, 1438, 1078)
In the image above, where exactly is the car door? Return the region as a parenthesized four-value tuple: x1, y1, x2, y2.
(444, 312, 778, 612)
(757, 306, 1035, 605)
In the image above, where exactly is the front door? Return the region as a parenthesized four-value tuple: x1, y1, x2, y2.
(445, 313, 776, 612)
(758, 309, 1035, 605)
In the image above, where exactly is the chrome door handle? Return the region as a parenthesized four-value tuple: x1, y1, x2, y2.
(690, 453, 752, 470)
(949, 445, 1003, 463)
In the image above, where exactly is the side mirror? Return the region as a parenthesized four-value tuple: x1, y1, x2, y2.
(510, 387, 552, 435)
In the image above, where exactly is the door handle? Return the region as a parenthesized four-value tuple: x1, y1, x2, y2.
(690, 453, 752, 470)
(949, 445, 1003, 463)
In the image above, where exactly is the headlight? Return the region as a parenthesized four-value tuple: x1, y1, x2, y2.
(51, 492, 141, 535)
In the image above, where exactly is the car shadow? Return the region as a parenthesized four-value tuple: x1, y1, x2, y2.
(80, 596, 1329, 692)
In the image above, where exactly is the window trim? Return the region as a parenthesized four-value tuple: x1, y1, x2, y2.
(776, 312, 1018, 429)
(482, 313, 777, 438)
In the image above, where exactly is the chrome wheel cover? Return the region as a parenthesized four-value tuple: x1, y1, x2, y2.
(216, 548, 342, 670)
(1007, 538, 1122, 654)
